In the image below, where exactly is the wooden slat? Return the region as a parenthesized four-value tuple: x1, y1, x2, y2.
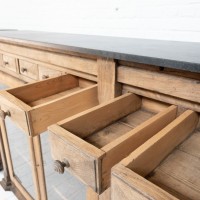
(118, 66, 200, 103)
(97, 58, 121, 103)
(122, 110, 198, 177)
(59, 93, 141, 138)
(101, 105, 177, 190)
(123, 85, 200, 113)
(8, 74, 79, 104)
(111, 164, 177, 200)
(29, 85, 98, 135)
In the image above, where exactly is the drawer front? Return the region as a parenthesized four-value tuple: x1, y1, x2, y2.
(38, 65, 62, 80)
(49, 132, 98, 191)
(19, 60, 38, 80)
(2, 55, 17, 72)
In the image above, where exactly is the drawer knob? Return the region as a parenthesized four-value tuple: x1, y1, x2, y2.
(4, 61, 9, 65)
(54, 159, 70, 174)
(21, 68, 27, 72)
(42, 75, 49, 79)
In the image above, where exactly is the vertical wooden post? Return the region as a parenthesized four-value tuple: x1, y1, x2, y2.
(0, 111, 12, 190)
(28, 136, 47, 200)
(97, 58, 121, 103)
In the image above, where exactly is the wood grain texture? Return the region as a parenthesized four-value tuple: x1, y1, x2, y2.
(19, 60, 39, 80)
(0, 90, 31, 134)
(29, 85, 98, 135)
(111, 164, 177, 200)
(49, 127, 105, 192)
(0, 53, 3, 67)
(0, 43, 98, 75)
(38, 65, 63, 80)
(8, 74, 79, 104)
(118, 66, 200, 103)
(101, 105, 177, 190)
(122, 110, 198, 177)
(0, 70, 25, 87)
(2, 54, 18, 72)
(97, 58, 121, 103)
(60, 93, 141, 138)
(149, 149, 200, 200)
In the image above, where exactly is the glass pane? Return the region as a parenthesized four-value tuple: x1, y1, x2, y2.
(41, 132, 86, 200)
(6, 117, 36, 199)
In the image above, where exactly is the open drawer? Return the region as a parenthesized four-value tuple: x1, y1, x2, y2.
(0, 74, 98, 136)
(111, 110, 199, 200)
(48, 93, 178, 194)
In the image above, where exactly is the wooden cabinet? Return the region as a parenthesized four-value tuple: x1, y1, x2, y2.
(111, 110, 199, 200)
(48, 93, 178, 194)
(19, 59, 38, 80)
(2, 55, 18, 72)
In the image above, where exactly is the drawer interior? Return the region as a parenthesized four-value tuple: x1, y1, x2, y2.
(49, 93, 180, 192)
(119, 110, 199, 200)
(0, 74, 98, 136)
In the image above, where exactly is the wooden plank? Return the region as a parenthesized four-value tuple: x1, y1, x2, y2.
(111, 164, 177, 200)
(178, 130, 200, 158)
(60, 93, 141, 138)
(123, 85, 200, 112)
(123, 110, 198, 177)
(8, 74, 79, 104)
(86, 187, 99, 200)
(149, 150, 200, 200)
(0, 43, 98, 75)
(118, 66, 200, 103)
(49, 129, 104, 192)
(97, 58, 121, 103)
(0, 70, 25, 87)
(29, 85, 98, 135)
(101, 105, 177, 190)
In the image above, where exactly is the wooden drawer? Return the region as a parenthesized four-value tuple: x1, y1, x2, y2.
(0, 74, 98, 136)
(19, 59, 38, 80)
(38, 65, 63, 80)
(2, 55, 17, 72)
(48, 94, 178, 193)
(111, 110, 199, 200)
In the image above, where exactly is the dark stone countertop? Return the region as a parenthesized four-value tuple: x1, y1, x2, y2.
(0, 30, 200, 73)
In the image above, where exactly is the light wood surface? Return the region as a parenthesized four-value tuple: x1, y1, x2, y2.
(19, 60, 39, 80)
(118, 66, 200, 103)
(2, 55, 18, 72)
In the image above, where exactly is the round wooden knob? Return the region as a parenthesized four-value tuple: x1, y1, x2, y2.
(21, 68, 27, 72)
(42, 75, 49, 79)
(54, 160, 70, 174)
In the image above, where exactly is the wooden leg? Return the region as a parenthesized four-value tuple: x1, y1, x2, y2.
(86, 187, 111, 200)
(0, 120, 12, 190)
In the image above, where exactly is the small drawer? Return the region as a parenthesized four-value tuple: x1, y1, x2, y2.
(111, 110, 199, 200)
(48, 94, 178, 193)
(19, 60, 38, 80)
(2, 55, 17, 72)
(38, 65, 63, 80)
(0, 74, 98, 136)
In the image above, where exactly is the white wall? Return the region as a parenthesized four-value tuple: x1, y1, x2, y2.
(0, 0, 200, 42)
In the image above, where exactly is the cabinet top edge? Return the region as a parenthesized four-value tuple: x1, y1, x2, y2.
(0, 30, 200, 73)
